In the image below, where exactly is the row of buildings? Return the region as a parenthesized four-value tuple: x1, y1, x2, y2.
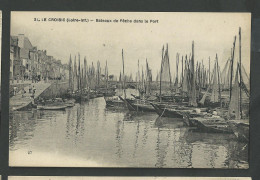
(10, 34, 69, 83)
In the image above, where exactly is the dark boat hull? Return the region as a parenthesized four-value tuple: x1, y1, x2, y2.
(190, 118, 233, 134)
(228, 120, 249, 142)
(150, 103, 183, 118)
(105, 98, 125, 107)
(37, 105, 67, 110)
(119, 96, 154, 112)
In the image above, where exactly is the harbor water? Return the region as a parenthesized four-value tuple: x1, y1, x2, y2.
(9, 89, 248, 168)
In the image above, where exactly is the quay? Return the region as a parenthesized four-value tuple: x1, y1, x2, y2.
(10, 82, 51, 111)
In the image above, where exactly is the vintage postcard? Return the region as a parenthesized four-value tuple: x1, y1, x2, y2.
(8, 177, 252, 180)
(9, 12, 250, 168)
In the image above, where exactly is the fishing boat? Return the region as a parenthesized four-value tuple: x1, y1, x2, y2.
(37, 98, 72, 110)
(227, 28, 250, 142)
(103, 58, 127, 107)
(189, 115, 233, 134)
(68, 54, 90, 103)
(105, 96, 126, 107)
(228, 119, 249, 142)
(119, 96, 155, 112)
(150, 102, 182, 118)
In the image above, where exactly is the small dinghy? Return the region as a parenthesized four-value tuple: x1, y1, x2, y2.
(37, 98, 68, 110)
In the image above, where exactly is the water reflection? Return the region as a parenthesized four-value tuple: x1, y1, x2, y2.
(9, 93, 249, 168)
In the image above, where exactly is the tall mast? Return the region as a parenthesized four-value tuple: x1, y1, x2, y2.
(146, 58, 149, 95)
(78, 53, 81, 91)
(230, 36, 237, 102)
(239, 27, 242, 119)
(138, 59, 140, 96)
(181, 56, 184, 87)
(69, 54, 72, 90)
(208, 56, 210, 86)
(84, 57, 87, 89)
(190, 41, 197, 107)
(74, 55, 77, 91)
(122, 49, 126, 99)
(216, 54, 222, 107)
(159, 45, 164, 102)
(105, 60, 108, 93)
(166, 44, 172, 90)
(176, 53, 179, 89)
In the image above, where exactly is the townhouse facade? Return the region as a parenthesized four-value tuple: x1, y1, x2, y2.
(10, 34, 69, 82)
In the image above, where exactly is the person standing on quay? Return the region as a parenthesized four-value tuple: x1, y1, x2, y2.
(29, 84, 32, 93)
(13, 86, 17, 96)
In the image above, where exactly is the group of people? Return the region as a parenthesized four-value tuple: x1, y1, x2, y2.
(13, 84, 36, 101)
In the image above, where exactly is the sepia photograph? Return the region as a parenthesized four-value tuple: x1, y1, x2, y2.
(7, 177, 252, 180)
(9, 12, 250, 168)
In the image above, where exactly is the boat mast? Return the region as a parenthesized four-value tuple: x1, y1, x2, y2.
(181, 56, 184, 88)
(239, 27, 242, 119)
(138, 59, 140, 96)
(69, 54, 72, 91)
(84, 57, 87, 90)
(208, 56, 210, 87)
(175, 53, 179, 90)
(159, 45, 164, 102)
(122, 49, 126, 99)
(105, 60, 108, 94)
(230, 36, 237, 102)
(166, 44, 172, 92)
(74, 55, 77, 91)
(216, 54, 222, 108)
(190, 41, 197, 107)
(78, 53, 81, 91)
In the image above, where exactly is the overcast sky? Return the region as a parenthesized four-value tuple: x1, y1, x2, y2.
(11, 12, 251, 78)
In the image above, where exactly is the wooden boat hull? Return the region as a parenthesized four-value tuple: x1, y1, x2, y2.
(105, 98, 125, 107)
(150, 103, 183, 118)
(65, 103, 75, 107)
(190, 117, 233, 134)
(119, 96, 154, 112)
(228, 120, 249, 142)
(37, 105, 67, 110)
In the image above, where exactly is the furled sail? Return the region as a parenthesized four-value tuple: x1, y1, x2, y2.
(228, 64, 241, 119)
(221, 59, 231, 90)
(145, 59, 152, 95)
(68, 54, 73, 90)
(160, 44, 172, 93)
(210, 61, 219, 102)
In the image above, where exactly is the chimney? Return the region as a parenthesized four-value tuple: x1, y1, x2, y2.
(18, 34, 25, 48)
